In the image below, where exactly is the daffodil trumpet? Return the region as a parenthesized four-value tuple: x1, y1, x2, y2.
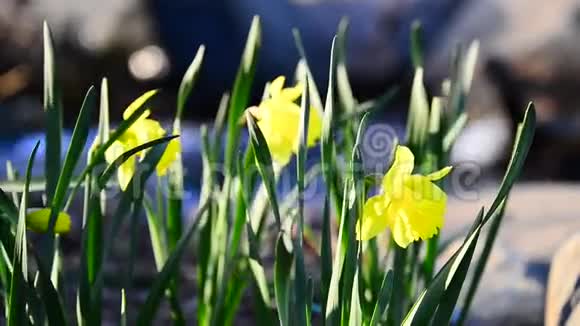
(356, 145, 452, 248)
(104, 91, 181, 191)
(247, 76, 323, 166)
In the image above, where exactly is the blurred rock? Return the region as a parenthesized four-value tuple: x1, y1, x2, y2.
(545, 233, 580, 326)
(440, 182, 580, 325)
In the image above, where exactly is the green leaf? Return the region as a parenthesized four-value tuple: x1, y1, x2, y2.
(0, 188, 18, 224)
(405, 68, 429, 156)
(293, 30, 324, 113)
(41, 86, 97, 271)
(410, 20, 424, 69)
(306, 276, 313, 326)
(135, 202, 209, 325)
(32, 249, 68, 326)
(274, 232, 293, 326)
(143, 197, 168, 271)
(224, 15, 261, 176)
(121, 289, 127, 326)
(388, 246, 407, 325)
(485, 103, 535, 222)
(336, 17, 356, 114)
(7, 141, 39, 326)
(177, 45, 205, 119)
(456, 199, 508, 326)
(245, 112, 282, 229)
(325, 180, 354, 325)
(319, 36, 343, 216)
(47, 86, 96, 231)
(95, 76, 110, 214)
(442, 113, 467, 152)
(320, 196, 332, 316)
(348, 268, 363, 326)
(293, 74, 310, 326)
(43, 21, 62, 204)
(5, 161, 20, 206)
(78, 193, 103, 325)
(402, 209, 484, 326)
(338, 87, 398, 126)
(65, 89, 160, 207)
(97, 135, 178, 189)
(196, 126, 215, 325)
(340, 143, 365, 325)
(210, 18, 261, 322)
(97, 78, 110, 148)
(212, 92, 229, 160)
(89, 140, 171, 302)
(369, 270, 394, 326)
(236, 155, 272, 309)
(461, 41, 479, 95)
(447, 41, 479, 120)
(164, 48, 206, 326)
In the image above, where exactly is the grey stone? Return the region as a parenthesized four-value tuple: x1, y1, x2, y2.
(546, 233, 580, 326)
(438, 183, 580, 325)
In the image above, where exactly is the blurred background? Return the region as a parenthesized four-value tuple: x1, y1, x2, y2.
(3, 0, 580, 180)
(2, 0, 580, 324)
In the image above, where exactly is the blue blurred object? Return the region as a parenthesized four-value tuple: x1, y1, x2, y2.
(151, 1, 399, 106)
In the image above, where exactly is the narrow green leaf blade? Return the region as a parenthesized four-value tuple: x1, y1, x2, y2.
(135, 202, 209, 325)
(177, 45, 205, 119)
(48, 86, 96, 228)
(410, 20, 424, 69)
(369, 270, 394, 326)
(224, 15, 261, 175)
(402, 209, 484, 326)
(7, 141, 39, 326)
(43, 22, 62, 203)
(485, 103, 535, 222)
(274, 232, 293, 326)
(245, 112, 282, 229)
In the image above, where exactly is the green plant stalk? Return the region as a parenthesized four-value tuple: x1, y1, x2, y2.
(196, 126, 215, 325)
(43, 22, 62, 205)
(456, 199, 508, 326)
(42, 86, 96, 271)
(165, 45, 205, 325)
(388, 245, 407, 325)
(210, 18, 260, 325)
(294, 76, 310, 326)
(8, 142, 38, 326)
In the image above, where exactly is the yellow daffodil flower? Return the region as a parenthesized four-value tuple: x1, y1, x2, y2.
(105, 91, 180, 190)
(26, 208, 71, 234)
(248, 76, 323, 165)
(356, 145, 452, 248)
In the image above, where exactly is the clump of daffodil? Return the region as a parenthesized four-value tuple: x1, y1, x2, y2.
(105, 91, 180, 190)
(357, 145, 452, 248)
(248, 76, 322, 165)
(26, 208, 71, 234)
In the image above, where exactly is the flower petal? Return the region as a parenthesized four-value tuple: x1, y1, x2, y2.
(426, 166, 452, 181)
(383, 145, 415, 191)
(156, 139, 181, 176)
(26, 208, 72, 234)
(356, 195, 392, 241)
(258, 100, 301, 165)
(132, 119, 166, 146)
(269, 76, 286, 98)
(306, 106, 323, 146)
(122, 90, 157, 120)
(279, 82, 302, 102)
(389, 203, 419, 248)
(117, 155, 136, 191)
(388, 175, 446, 248)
